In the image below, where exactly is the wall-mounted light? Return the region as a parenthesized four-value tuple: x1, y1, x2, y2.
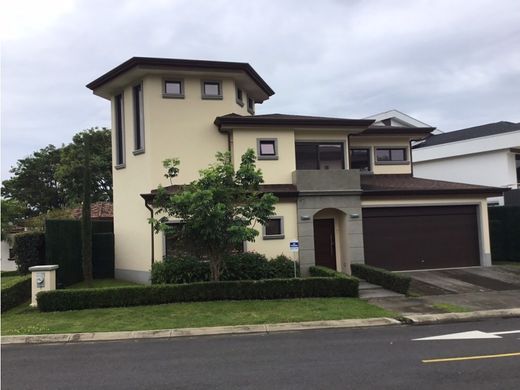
(349, 213, 360, 219)
(300, 215, 311, 221)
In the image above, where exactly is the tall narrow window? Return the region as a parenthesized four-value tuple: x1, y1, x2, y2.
(133, 84, 145, 153)
(114, 94, 125, 167)
(515, 154, 520, 184)
(247, 97, 255, 114)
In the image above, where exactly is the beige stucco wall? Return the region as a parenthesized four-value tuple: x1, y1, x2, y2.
(350, 136, 413, 174)
(245, 200, 298, 259)
(361, 195, 492, 265)
(233, 129, 296, 184)
(111, 75, 254, 281)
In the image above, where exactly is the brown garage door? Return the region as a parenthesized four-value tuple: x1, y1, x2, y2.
(362, 205, 480, 271)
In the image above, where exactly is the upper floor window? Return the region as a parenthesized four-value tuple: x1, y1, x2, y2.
(247, 97, 255, 114)
(375, 148, 407, 164)
(350, 148, 371, 171)
(257, 138, 278, 160)
(133, 84, 145, 153)
(114, 94, 125, 168)
(163, 80, 184, 98)
(236, 87, 244, 106)
(295, 142, 344, 170)
(263, 216, 284, 239)
(202, 81, 222, 99)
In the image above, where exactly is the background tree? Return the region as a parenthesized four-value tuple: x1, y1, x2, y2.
(1, 199, 26, 241)
(56, 128, 112, 204)
(1, 128, 112, 216)
(151, 149, 278, 281)
(81, 137, 93, 286)
(1, 145, 64, 215)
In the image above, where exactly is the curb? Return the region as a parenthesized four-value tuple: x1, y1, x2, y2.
(1, 317, 400, 345)
(400, 308, 520, 325)
(3, 308, 519, 345)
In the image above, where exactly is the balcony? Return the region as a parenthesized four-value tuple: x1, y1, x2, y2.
(292, 169, 361, 193)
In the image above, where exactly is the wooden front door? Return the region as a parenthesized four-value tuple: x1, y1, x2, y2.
(313, 219, 337, 270)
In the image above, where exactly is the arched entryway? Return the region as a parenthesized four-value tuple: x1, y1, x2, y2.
(313, 208, 347, 271)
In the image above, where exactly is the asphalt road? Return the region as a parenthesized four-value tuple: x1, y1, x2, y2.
(2, 318, 520, 390)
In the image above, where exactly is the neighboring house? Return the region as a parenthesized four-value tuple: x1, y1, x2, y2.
(72, 202, 114, 221)
(1, 227, 24, 272)
(87, 57, 502, 283)
(413, 122, 520, 206)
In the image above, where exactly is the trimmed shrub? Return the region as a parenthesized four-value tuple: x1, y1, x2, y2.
(1, 271, 21, 277)
(351, 264, 411, 294)
(1, 275, 31, 312)
(270, 255, 298, 278)
(221, 252, 271, 281)
(12, 232, 46, 274)
(151, 256, 210, 284)
(45, 219, 82, 286)
(37, 277, 359, 312)
(309, 266, 348, 279)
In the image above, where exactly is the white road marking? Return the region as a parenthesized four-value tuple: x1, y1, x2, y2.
(413, 330, 520, 341)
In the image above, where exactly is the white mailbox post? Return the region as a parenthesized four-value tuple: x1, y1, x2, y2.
(28, 265, 59, 307)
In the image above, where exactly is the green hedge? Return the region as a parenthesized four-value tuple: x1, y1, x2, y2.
(36, 277, 359, 312)
(12, 232, 46, 274)
(351, 264, 411, 294)
(1, 275, 31, 312)
(309, 266, 348, 279)
(151, 253, 297, 284)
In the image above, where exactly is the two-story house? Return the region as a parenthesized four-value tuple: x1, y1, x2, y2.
(87, 57, 502, 284)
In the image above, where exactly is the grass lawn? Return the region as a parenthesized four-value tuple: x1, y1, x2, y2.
(1, 298, 395, 336)
(432, 303, 470, 313)
(1, 274, 30, 290)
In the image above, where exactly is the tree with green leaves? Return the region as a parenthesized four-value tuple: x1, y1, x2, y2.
(1, 128, 112, 215)
(151, 149, 278, 281)
(1, 199, 26, 241)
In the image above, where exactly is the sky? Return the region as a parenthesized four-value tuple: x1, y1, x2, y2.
(2, 0, 519, 180)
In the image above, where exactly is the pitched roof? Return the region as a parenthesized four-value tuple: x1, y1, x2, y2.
(86, 57, 274, 97)
(415, 121, 520, 148)
(360, 174, 504, 196)
(359, 126, 434, 136)
(72, 202, 113, 220)
(141, 175, 503, 201)
(214, 113, 374, 129)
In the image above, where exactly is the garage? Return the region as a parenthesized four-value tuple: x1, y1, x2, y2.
(362, 205, 480, 271)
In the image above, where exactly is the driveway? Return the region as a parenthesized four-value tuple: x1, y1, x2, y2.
(367, 265, 520, 314)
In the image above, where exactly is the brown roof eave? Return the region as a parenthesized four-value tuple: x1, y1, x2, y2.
(359, 127, 435, 136)
(214, 117, 374, 129)
(362, 188, 505, 197)
(87, 57, 275, 97)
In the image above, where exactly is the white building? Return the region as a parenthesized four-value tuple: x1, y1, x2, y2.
(412, 121, 520, 205)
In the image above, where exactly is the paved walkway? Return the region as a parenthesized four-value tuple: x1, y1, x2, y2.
(367, 265, 520, 315)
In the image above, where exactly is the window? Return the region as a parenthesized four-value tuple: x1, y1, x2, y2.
(349, 148, 371, 171)
(114, 94, 125, 167)
(236, 87, 244, 106)
(247, 97, 255, 114)
(202, 81, 222, 99)
(163, 80, 184, 98)
(133, 84, 145, 153)
(263, 216, 284, 239)
(375, 148, 407, 164)
(257, 139, 278, 160)
(295, 142, 344, 170)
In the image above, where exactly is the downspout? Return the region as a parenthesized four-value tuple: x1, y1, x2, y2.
(144, 199, 155, 265)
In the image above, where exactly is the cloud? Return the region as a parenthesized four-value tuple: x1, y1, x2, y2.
(2, 0, 519, 179)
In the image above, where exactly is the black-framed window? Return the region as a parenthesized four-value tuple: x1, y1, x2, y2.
(133, 84, 145, 152)
(247, 97, 255, 114)
(202, 81, 222, 99)
(257, 139, 278, 160)
(163, 80, 184, 98)
(375, 148, 407, 163)
(349, 148, 371, 171)
(114, 94, 125, 167)
(236, 87, 244, 106)
(295, 142, 345, 170)
(263, 217, 284, 239)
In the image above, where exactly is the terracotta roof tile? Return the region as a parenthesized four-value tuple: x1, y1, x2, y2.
(72, 202, 113, 220)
